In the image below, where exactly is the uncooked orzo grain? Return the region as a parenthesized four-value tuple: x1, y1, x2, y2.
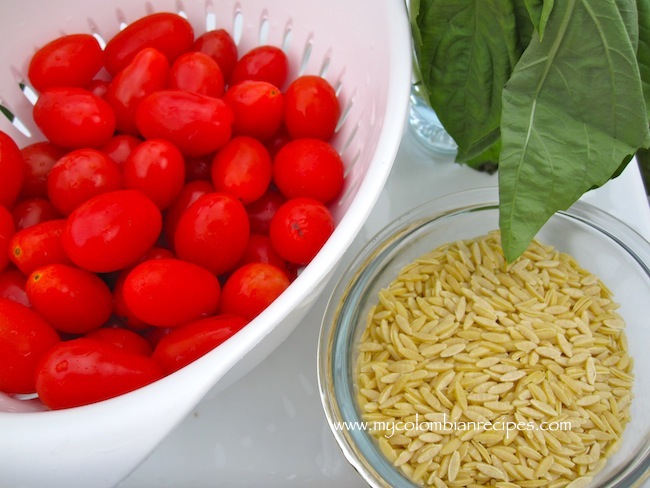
(355, 231, 633, 487)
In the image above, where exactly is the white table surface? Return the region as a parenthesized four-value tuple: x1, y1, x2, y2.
(119, 127, 650, 488)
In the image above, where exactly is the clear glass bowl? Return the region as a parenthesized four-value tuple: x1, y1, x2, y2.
(318, 188, 650, 488)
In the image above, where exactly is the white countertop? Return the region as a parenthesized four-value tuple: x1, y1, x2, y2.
(119, 128, 650, 488)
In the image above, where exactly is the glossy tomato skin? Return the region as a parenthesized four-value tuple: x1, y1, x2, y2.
(239, 234, 297, 281)
(230, 45, 288, 88)
(28, 34, 103, 92)
(20, 141, 67, 199)
(11, 198, 62, 230)
(174, 192, 250, 275)
(135, 90, 234, 157)
(269, 197, 335, 265)
(0, 205, 15, 273)
(220, 262, 291, 320)
(0, 131, 25, 209)
(245, 189, 286, 235)
(223, 80, 283, 141)
(169, 51, 224, 98)
(123, 139, 185, 210)
(105, 47, 170, 135)
(63, 190, 162, 273)
(273, 138, 344, 203)
(123, 258, 221, 328)
(26, 263, 113, 334)
(283, 75, 340, 140)
(164, 179, 214, 248)
(35, 338, 164, 409)
(192, 29, 238, 82)
(0, 298, 60, 394)
(101, 134, 142, 166)
(103, 12, 194, 76)
(47, 148, 123, 215)
(33, 87, 117, 149)
(85, 327, 152, 356)
(0, 269, 30, 307)
(152, 314, 248, 373)
(9, 219, 71, 275)
(211, 136, 272, 204)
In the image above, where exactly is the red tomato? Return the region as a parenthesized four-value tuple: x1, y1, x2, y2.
(86, 79, 110, 98)
(152, 314, 248, 373)
(283, 75, 340, 140)
(9, 219, 71, 275)
(174, 193, 250, 275)
(0, 269, 30, 307)
(123, 258, 221, 328)
(0, 205, 15, 273)
(35, 338, 164, 409)
(169, 51, 224, 98)
(47, 148, 122, 215)
(223, 80, 284, 141)
(273, 138, 344, 203)
(239, 234, 297, 281)
(101, 134, 142, 166)
(103, 12, 194, 76)
(184, 155, 213, 182)
(26, 263, 113, 334)
(192, 29, 238, 82)
(28, 34, 103, 92)
(269, 197, 335, 265)
(12, 198, 62, 230)
(123, 139, 185, 210)
(0, 298, 60, 394)
(164, 179, 214, 248)
(230, 45, 289, 88)
(220, 262, 290, 320)
(245, 189, 286, 235)
(85, 327, 152, 356)
(211, 136, 272, 204)
(33, 87, 117, 149)
(20, 141, 67, 199)
(105, 47, 170, 135)
(135, 90, 234, 157)
(63, 190, 162, 273)
(0, 131, 25, 208)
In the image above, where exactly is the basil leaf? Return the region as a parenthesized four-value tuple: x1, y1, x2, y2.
(499, 0, 650, 262)
(412, 0, 520, 162)
(523, 0, 555, 40)
(513, 0, 535, 49)
(638, 0, 650, 121)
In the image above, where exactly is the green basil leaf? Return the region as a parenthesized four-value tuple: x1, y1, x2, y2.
(513, 0, 535, 49)
(498, 0, 650, 262)
(638, 0, 650, 121)
(522, 0, 555, 40)
(412, 0, 521, 162)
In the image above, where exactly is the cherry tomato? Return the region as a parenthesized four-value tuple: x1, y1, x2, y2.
(211, 136, 272, 204)
(0, 269, 30, 307)
(192, 29, 238, 82)
(273, 138, 344, 203)
(11, 198, 62, 230)
(9, 219, 71, 275)
(245, 189, 286, 235)
(123, 258, 221, 328)
(101, 134, 142, 166)
(0, 131, 25, 208)
(0, 298, 60, 394)
(230, 45, 289, 88)
(123, 139, 185, 210)
(169, 51, 224, 98)
(27, 263, 113, 334)
(86, 79, 110, 99)
(269, 197, 335, 265)
(152, 314, 248, 374)
(174, 193, 250, 275)
(0, 205, 15, 273)
(103, 12, 194, 76)
(239, 234, 297, 281)
(135, 90, 234, 157)
(184, 155, 213, 182)
(265, 124, 291, 158)
(28, 34, 103, 92)
(20, 141, 67, 199)
(35, 338, 164, 409)
(220, 262, 291, 320)
(164, 180, 214, 248)
(47, 148, 122, 215)
(105, 47, 170, 135)
(283, 75, 340, 140)
(85, 327, 152, 356)
(63, 190, 162, 273)
(33, 87, 117, 149)
(223, 80, 283, 141)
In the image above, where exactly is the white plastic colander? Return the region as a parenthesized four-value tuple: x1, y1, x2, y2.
(0, 0, 411, 486)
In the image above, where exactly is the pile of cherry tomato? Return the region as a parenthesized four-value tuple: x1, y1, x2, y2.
(0, 12, 344, 409)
